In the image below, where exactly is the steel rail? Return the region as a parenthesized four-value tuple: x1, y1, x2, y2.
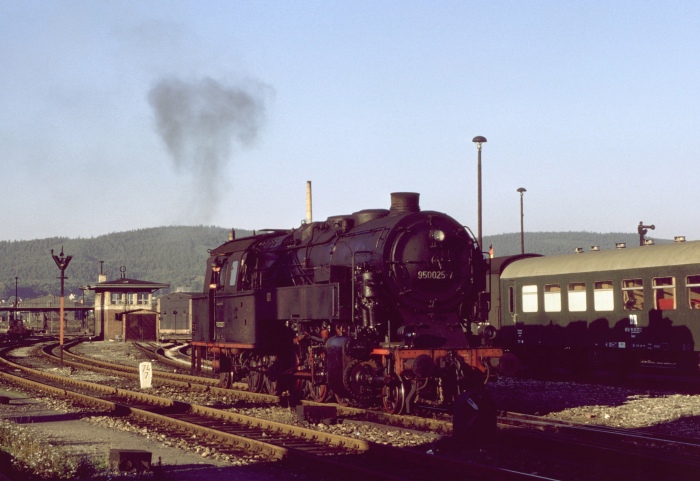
(2, 343, 552, 481)
(498, 411, 700, 480)
(59, 340, 461, 433)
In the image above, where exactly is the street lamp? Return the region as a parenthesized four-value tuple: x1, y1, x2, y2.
(517, 187, 527, 254)
(14, 276, 18, 322)
(472, 136, 487, 250)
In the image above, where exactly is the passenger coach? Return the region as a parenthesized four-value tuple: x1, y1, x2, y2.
(489, 239, 700, 372)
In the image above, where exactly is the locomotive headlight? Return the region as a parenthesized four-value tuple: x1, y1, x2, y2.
(430, 229, 446, 242)
(483, 324, 497, 340)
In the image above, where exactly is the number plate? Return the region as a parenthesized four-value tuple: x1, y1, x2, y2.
(417, 270, 447, 280)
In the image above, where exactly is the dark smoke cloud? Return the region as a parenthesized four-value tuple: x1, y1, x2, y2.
(148, 77, 267, 221)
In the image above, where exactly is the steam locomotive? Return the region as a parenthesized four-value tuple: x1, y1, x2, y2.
(190, 193, 501, 418)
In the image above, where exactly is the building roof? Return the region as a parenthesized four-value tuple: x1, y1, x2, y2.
(501, 240, 700, 279)
(82, 277, 170, 293)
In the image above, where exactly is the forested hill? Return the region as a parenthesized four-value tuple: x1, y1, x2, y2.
(0, 226, 253, 301)
(0, 227, 670, 301)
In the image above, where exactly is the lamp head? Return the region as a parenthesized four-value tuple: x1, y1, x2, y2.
(472, 136, 487, 149)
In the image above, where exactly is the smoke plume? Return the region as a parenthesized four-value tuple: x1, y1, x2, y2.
(148, 77, 267, 221)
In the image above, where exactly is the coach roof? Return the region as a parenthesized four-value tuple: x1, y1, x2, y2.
(500, 240, 700, 279)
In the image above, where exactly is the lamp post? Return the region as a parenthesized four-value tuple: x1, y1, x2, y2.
(51, 248, 73, 367)
(472, 136, 487, 250)
(13, 277, 18, 323)
(517, 187, 527, 254)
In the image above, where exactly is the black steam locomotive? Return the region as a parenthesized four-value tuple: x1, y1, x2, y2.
(190, 193, 501, 417)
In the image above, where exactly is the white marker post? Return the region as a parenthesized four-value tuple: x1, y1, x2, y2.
(139, 362, 152, 389)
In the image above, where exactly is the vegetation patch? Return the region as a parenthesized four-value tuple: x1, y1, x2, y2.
(0, 419, 99, 480)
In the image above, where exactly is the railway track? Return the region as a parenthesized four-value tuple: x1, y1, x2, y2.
(1, 341, 550, 481)
(57, 339, 462, 434)
(6, 339, 700, 480)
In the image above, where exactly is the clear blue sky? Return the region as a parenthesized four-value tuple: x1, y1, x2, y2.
(2, 1, 699, 242)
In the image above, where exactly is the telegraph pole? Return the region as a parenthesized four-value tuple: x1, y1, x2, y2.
(51, 248, 73, 367)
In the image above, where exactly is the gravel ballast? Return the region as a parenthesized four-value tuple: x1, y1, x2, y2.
(2, 340, 700, 480)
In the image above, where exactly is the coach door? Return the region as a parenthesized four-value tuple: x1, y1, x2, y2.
(499, 279, 522, 349)
(503, 280, 518, 324)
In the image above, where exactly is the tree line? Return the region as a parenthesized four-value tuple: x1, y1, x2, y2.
(0, 226, 252, 301)
(0, 226, 668, 302)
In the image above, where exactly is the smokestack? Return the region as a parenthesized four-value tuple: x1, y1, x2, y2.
(306, 181, 313, 224)
(389, 192, 420, 216)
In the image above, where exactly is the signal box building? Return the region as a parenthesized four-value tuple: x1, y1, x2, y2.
(83, 268, 169, 341)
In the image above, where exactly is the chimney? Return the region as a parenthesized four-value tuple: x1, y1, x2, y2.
(98, 260, 106, 283)
(306, 181, 313, 224)
(389, 192, 420, 216)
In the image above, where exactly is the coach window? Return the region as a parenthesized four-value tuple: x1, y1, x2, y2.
(622, 279, 644, 310)
(568, 282, 587, 312)
(653, 277, 676, 310)
(687, 275, 700, 309)
(522, 285, 538, 313)
(594, 281, 614, 311)
(544, 284, 561, 312)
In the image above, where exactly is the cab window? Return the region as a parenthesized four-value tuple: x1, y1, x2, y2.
(229, 260, 239, 287)
(217, 260, 228, 289)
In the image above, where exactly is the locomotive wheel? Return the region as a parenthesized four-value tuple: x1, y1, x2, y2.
(305, 380, 331, 403)
(343, 359, 380, 405)
(219, 371, 232, 389)
(288, 378, 306, 401)
(334, 393, 350, 407)
(247, 355, 264, 393)
(262, 355, 284, 395)
(381, 375, 406, 415)
(264, 375, 282, 395)
(247, 370, 264, 393)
